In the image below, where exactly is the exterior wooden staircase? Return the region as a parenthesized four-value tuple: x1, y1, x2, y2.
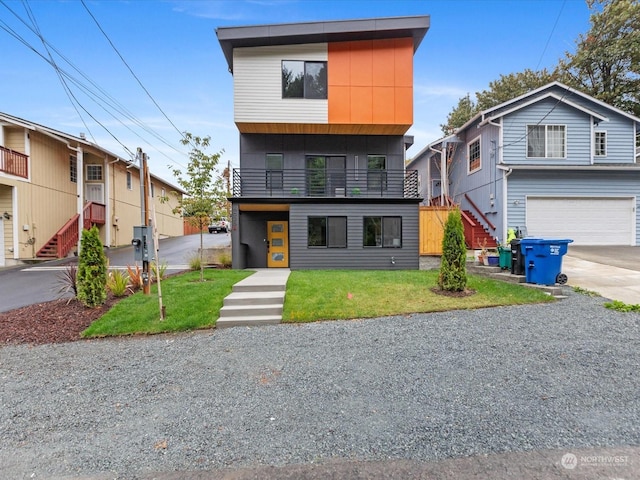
(430, 194, 497, 250)
(36, 202, 106, 259)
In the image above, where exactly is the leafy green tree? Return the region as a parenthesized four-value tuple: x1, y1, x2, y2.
(556, 0, 640, 117)
(77, 226, 107, 307)
(440, 93, 479, 135)
(441, 69, 556, 136)
(439, 209, 467, 292)
(475, 68, 557, 110)
(169, 132, 227, 281)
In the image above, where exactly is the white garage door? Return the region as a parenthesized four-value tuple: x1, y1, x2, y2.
(526, 197, 635, 245)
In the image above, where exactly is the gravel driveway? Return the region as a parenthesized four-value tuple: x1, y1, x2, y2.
(1, 290, 639, 479)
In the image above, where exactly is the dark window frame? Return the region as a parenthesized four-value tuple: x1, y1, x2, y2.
(363, 216, 402, 248)
(266, 153, 284, 190)
(308, 216, 347, 248)
(282, 60, 327, 99)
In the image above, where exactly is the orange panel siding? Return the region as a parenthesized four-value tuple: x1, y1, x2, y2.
(349, 40, 373, 86)
(328, 42, 350, 86)
(394, 38, 413, 88)
(330, 85, 351, 123)
(351, 86, 372, 124)
(372, 86, 395, 124)
(328, 36, 414, 132)
(372, 39, 395, 87)
(395, 86, 413, 124)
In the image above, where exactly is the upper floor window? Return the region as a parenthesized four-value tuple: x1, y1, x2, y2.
(595, 131, 607, 157)
(367, 155, 387, 191)
(308, 216, 347, 248)
(150, 182, 155, 198)
(266, 153, 284, 190)
(527, 125, 566, 158)
(468, 137, 481, 173)
(126, 171, 132, 190)
(282, 60, 327, 99)
(70, 156, 77, 183)
(86, 164, 102, 181)
(363, 216, 402, 248)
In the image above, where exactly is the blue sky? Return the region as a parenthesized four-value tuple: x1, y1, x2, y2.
(0, 0, 592, 183)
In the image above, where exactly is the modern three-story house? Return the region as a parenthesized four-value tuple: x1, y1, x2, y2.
(216, 15, 430, 269)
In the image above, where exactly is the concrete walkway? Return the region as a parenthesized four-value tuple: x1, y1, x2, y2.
(217, 269, 291, 328)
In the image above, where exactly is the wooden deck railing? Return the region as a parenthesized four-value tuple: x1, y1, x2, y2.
(0, 146, 29, 178)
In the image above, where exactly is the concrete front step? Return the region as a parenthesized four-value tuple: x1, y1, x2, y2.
(216, 315, 282, 328)
(220, 304, 283, 317)
(223, 291, 285, 306)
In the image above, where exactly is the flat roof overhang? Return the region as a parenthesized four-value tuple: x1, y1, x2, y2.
(217, 15, 430, 73)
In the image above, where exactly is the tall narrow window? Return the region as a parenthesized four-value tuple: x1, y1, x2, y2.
(282, 60, 327, 99)
(595, 131, 607, 157)
(468, 137, 481, 173)
(367, 155, 387, 192)
(70, 156, 77, 183)
(266, 153, 284, 190)
(363, 217, 402, 248)
(308, 216, 347, 248)
(527, 125, 566, 158)
(126, 171, 132, 190)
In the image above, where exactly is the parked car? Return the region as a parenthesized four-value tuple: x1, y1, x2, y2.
(208, 219, 230, 234)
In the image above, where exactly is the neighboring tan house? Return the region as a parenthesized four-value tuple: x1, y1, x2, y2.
(216, 15, 430, 269)
(408, 82, 640, 248)
(0, 112, 185, 266)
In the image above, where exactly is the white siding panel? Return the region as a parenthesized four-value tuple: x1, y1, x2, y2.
(234, 44, 328, 124)
(526, 196, 634, 245)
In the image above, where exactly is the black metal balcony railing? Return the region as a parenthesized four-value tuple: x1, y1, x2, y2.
(233, 168, 420, 199)
(0, 146, 29, 179)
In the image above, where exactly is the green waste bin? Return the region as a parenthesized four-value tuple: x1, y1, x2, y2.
(498, 246, 511, 270)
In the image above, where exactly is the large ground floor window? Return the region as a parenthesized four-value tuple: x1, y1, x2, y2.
(363, 216, 402, 247)
(308, 216, 347, 248)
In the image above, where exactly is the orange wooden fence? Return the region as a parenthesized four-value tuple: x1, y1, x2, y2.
(418, 206, 454, 255)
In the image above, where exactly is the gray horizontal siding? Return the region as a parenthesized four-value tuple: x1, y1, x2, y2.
(289, 203, 419, 269)
(503, 99, 590, 165)
(506, 171, 640, 245)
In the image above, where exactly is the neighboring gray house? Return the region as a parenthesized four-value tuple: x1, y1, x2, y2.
(216, 16, 430, 269)
(408, 82, 640, 247)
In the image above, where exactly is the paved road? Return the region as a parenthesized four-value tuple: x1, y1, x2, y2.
(0, 232, 230, 313)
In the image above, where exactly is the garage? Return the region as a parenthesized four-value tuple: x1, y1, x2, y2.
(526, 196, 635, 245)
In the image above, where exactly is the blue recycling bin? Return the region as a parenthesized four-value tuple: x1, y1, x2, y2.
(520, 238, 573, 285)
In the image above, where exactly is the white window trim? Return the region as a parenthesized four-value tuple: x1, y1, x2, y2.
(526, 124, 567, 159)
(85, 163, 103, 181)
(467, 135, 481, 174)
(594, 130, 607, 157)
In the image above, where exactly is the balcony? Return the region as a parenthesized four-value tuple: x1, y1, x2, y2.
(0, 146, 29, 179)
(232, 168, 419, 199)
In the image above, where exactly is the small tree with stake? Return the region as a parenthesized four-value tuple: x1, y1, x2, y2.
(77, 226, 107, 307)
(168, 132, 226, 282)
(438, 209, 467, 292)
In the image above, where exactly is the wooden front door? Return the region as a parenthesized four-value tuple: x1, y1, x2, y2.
(267, 220, 289, 268)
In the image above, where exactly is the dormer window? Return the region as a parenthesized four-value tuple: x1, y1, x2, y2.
(282, 60, 327, 99)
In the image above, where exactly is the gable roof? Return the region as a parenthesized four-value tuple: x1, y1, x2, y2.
(455, 81, 640, 133)
(0, 112, 186, 194)
(216, 15, 430, 73)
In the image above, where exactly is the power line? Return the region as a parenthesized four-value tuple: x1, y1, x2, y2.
(0, 0, 190, 167)
(535, 0, 566, 70)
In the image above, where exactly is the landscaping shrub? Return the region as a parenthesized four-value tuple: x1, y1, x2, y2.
(77, 226, 108, 307)
(439, 209, 467, 292)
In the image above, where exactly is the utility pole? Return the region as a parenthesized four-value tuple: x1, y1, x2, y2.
(142, 152, 151, 295)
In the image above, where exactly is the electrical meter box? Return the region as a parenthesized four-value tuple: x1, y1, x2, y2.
(132, 225, 154, 262)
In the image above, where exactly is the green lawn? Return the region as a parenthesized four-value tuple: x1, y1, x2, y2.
(283, 270, 554, 322)
(81, 269, 253, 338)
(82, 268, 553, 338)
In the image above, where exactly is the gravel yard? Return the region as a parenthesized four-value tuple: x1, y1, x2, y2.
(1, 290, 639, 479)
